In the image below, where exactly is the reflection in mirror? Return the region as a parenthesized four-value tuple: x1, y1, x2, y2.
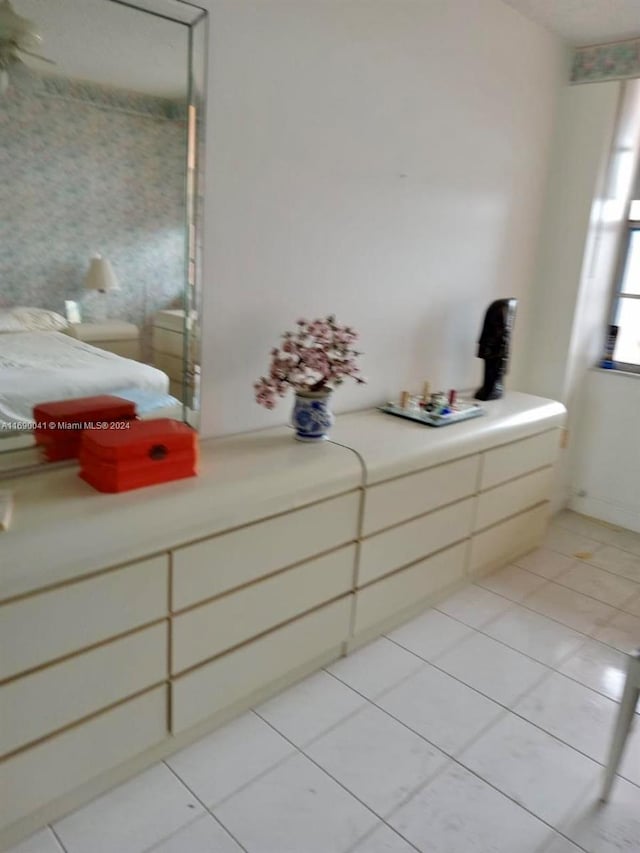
(0, 0, 206, 474)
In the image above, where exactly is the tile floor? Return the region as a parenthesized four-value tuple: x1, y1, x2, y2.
(9, 511, 640, 853)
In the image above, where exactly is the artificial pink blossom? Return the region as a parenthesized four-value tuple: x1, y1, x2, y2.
(254, 315, 366, 409)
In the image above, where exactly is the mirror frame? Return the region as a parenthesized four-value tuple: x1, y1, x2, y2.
(0, 0, 208, 478)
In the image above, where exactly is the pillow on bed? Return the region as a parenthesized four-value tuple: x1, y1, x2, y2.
(8, 307, 69, 331)
(0, 310, 27, 333)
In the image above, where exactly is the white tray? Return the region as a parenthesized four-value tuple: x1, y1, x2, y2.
(379, 399, 485, 427)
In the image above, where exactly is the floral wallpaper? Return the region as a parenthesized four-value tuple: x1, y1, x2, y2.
(0, 74, 187, 355)
(572, 38, 640, 83)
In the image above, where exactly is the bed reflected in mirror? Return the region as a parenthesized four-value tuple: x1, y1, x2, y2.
(0, 0, 206, 474)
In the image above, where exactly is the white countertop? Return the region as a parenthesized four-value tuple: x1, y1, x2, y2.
(329, 391, 566, 484)
(0, 428, 362, 602)
(0, 391, 565, 601)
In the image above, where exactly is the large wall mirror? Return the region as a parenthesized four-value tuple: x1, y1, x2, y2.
(0, 0, 206, 475)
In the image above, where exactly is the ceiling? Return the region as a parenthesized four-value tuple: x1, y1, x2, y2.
(11, 0, 638, 97)
(503, 0, 640, 45)
(11, 0, 194, 97)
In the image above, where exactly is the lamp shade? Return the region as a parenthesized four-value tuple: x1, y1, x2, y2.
(84, 255, 120, 293)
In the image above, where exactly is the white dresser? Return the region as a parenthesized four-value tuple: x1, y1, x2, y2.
(329, 408, 560, 646)
(151, 310, 189, 399)
(0, 392, 566, 848)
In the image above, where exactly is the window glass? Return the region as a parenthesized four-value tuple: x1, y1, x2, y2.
(620, 229, 640, 295)
(613, 297, 640, 365)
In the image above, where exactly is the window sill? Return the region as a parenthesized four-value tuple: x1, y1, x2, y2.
(591, 365, 640, 380)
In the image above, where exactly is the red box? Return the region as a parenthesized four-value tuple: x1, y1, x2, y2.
(79, 418, 198, 493)
(33, 396, 137, 462)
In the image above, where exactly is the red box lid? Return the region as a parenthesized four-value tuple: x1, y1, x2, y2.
(34, 396, 136, 429)
(81, 418, 196, 463)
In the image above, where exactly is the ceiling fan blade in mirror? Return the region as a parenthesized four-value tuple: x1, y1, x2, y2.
(108, 0, 205, 25)
(17, 47, 55, 65)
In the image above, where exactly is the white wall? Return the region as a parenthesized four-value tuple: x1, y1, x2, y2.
(519, 81, 621, 509)
(520, 78, 640, 528)
(519, 82, 621, 404)
(570, 371, 640, 533)
(567, 81, 640, 531)
(197, 0, 566, 436)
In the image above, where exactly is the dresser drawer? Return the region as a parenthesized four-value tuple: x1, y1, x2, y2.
(171, 597, 351, 733)
(0, 556, 168, 681)
(172, 492, 360, 610)
(0, 687, 167, 830)
(469, 503, 549, 575)
(475, 467, 554, 531)
(152, 326, 184, 358)
(152, 350, 184, 382)
(353, 543, 467, 636)
(2, 623, 167, 757)
(358, 497, 474, 586)
(480, 430, 559, 490)
(172, 545, 355, 673)
(168, 379, 185, 401)
(362, 456, 479, 535)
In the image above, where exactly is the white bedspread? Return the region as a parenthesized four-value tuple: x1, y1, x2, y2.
(0, 331, 170, 428)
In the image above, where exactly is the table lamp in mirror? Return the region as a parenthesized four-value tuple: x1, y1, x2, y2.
(84, 254, 120, 321)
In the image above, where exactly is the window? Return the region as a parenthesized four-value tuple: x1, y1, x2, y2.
(610, 191, 640, 369)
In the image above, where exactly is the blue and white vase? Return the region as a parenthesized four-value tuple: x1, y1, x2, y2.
(292, 389, 334, 442)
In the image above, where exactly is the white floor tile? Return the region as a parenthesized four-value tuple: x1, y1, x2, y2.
(255, 670, 365, 747)
(149, 814, 243, 853)
(458, 712, 601, 826)
(213, 752, 377, 853)
(483, 604, 585, 667)
(541, 833, 587, 852)
(523, 582, 615, 635)
(166, 711, 294, 808)
(435, 585, 512, 629)
(389, 761, 551, 853)
(586, 546, 640, 583)
(553, 511, 616, 543)
(514, 672, 618, 764)
(593, 527, 640, 558)
(53, 764, 203, 853)
(554, 561, 640, 608)
(593, 610, 640, 654)
(514, 547, 576, 580)
(544, 526, 604, 560)
(558, 639, 634, 704)
(560, 777, 640, 853)
(434, 632, 548, 706)
(477, 564, 547, 603)
(623, 591, 640, 617)
(327, 637, 423, 699)
(6, 828, 64, 853)
(376, 662, 503, 755)
(305, 704, 447, 816)
(387, 608, 473, 661)
(350, 823, 417, 852)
